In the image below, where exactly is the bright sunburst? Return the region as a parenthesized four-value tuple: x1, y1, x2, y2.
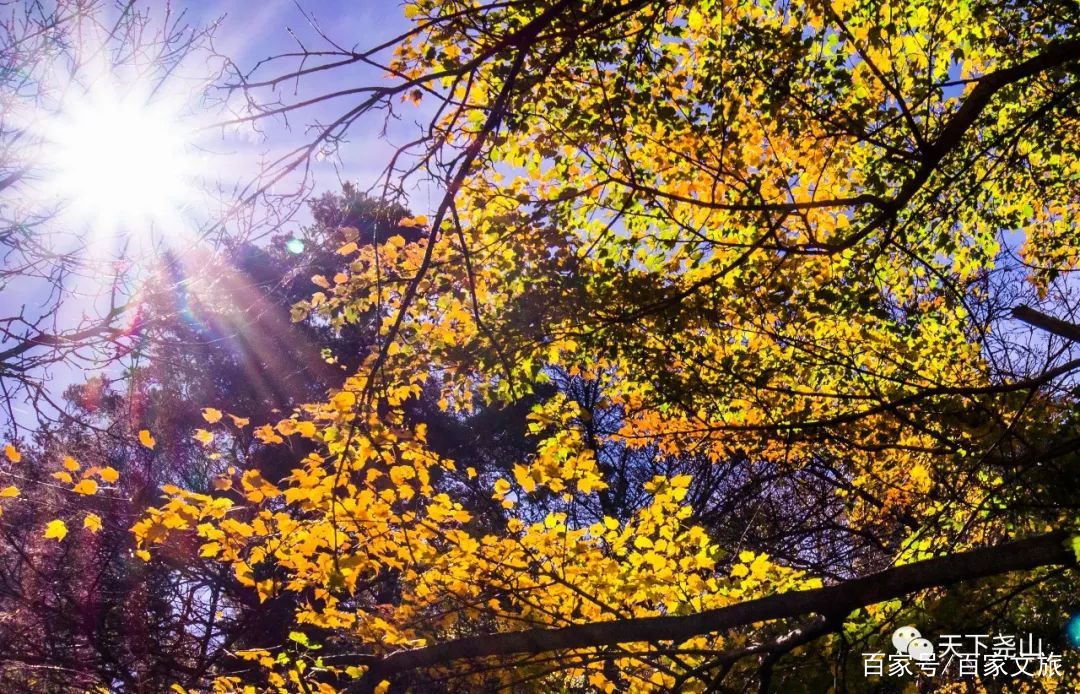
(40, 82, 201, 240)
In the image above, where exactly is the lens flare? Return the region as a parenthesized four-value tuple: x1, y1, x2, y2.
(1066, 613, 1080, 648)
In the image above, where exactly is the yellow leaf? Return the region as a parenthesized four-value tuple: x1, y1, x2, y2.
(296, 421, 316, 438)
(83, 513, 102, 533)
(202, 408, 223, 424)
(72, 479, 99, 495)
(62, 456, 79, 472)
(750, 555, 770, 580)
(331, 390, 356, 412)
(0, 485, 19, 498)
(52, 471, 74, 484)
(337, 241, 358, 255)
(687, 8, 705, 32)
(512, 464, 537, 493)
(99, 466, 119, 483)
(576, 472, 607, 494)
(138, 429, 156, 449)
(44, 519, 68, 541)
(389, 466, 416, 486)
(135, 549, 151, 561)
(241, 469, 281, 503)
(731, 563, 749, 578)
(194, 429, 213, 445)
(4, 444, 20, 463)
(254, 425, 284, 445)
(229, 414, 250, 428)
(910, 463, 932, 491)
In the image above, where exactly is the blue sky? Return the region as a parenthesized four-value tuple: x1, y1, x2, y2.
(193, 0, 430, 219)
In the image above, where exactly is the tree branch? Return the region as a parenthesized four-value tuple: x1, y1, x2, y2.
(821, 37, 1080, 253)
(355, 532, 1073, 689)
(1012, 304, 1080, 343)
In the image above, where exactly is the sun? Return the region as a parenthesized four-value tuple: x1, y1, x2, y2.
(41, 82, 201, 241)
